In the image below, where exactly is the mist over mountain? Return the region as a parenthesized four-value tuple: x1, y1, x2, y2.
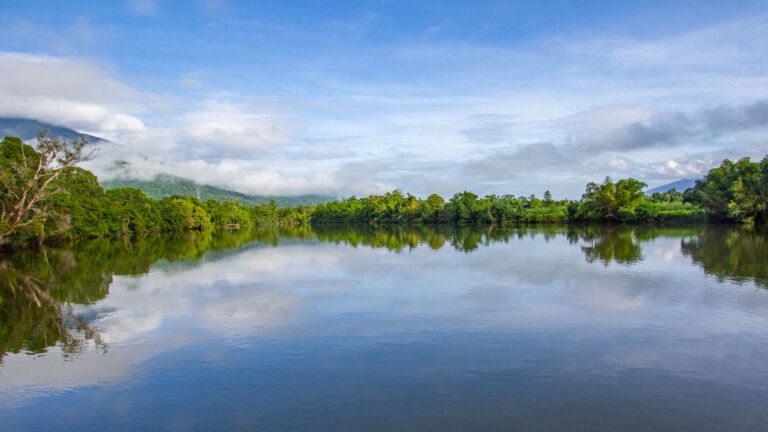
(1, 117, 332, 205)
(0, 117, 106, 143)
(101, 175, 334, 207)
(0, 117, 714, 202)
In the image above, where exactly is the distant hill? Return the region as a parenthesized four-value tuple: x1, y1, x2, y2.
(2, 117, 331, 206)
(646, 179, 697, 195)
(0, 117, 106, 143)
(101, 175, 334, 207)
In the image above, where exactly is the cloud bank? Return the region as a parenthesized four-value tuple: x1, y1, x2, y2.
(2, 9, 768, 198)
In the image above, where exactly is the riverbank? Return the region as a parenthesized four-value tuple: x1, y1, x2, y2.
(3, 135, 765, 251)
(1, 215, 745, 253)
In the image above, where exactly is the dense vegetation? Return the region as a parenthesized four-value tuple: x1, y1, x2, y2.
(102, 175, 333, 207)
(311, 157, 767, 226)
(0, 135, 313, 246)
(686, 157, 768, 223)
(39, 166, 315, 243)
(310, 181, 706, 225)
(1, 134, 767, 248)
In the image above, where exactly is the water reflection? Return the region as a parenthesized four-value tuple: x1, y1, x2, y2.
(0, 252, 107, 363)
(0, 229, 280, 363)
(2, 224, 766, 362)
(1, 224, 768, 431)
(682, 225, 768, 287)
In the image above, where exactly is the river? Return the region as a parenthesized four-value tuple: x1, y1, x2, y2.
(1, 225, 767, 431)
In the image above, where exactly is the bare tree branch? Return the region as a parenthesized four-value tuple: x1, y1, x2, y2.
(0, 131, 97, 244)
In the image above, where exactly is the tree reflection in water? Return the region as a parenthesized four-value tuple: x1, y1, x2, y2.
(1, 224, 766, 362)
(0, 255, 106, 363)
(0, 228, 274, 363)
(682, 225, 768, 288)
(574, 227, 644, 266)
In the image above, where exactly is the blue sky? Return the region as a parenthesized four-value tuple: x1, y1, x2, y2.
(1, 0, 768, 198)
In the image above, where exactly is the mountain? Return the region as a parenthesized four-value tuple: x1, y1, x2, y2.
(0, 117, 106, 143)
(101, 175, 334, 207)
(646, 179, 698, 195)
(2, 117, 331, 206)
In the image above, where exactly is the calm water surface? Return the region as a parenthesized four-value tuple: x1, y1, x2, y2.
(1, 225, 767, 431)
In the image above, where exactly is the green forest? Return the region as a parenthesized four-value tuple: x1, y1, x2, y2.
(101, 175, 333, 207)
(1, 134, 767, 248)
(306, 156, 767, 225)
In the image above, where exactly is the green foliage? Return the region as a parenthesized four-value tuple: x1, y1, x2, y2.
(105, 187, 159, 233)
(0, 135, 313, 245)
(420, 194, 445, 222)
(2, 132, 766, 247)
(50, 167, 114, 237)
(0, 133, 95, 243)
(689, 156, 768, 223)
(311, 190, 572, 226)
(634, 201, 659, 220)
(446, 191, 482, 224)
(310, 179, 708, 227)
(650, 188, 684, 203)
(576, 177, 647, 221)
(101, 175, 333, 207)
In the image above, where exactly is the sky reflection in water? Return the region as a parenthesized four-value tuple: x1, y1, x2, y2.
(1, 225, 767, 431)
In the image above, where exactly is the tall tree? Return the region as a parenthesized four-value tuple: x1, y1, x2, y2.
(580, 177, 647, 221)
(0, 132, 96, 244)
(692, 156, 768, 222)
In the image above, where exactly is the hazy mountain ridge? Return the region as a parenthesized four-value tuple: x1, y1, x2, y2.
(101, 175, 334, 207)
(646, 179, 698, 195)
(1, 117, 705, 202)
(0, 117, 106, 143)
(0, 117, 332, 206)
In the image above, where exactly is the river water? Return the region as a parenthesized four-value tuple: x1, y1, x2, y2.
(1, 225, 767, 431)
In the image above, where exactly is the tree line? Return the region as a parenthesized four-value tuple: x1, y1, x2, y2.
(310, 157, 767, 225)
(1, 133, 767, 247)
(0, 135, 312, 246)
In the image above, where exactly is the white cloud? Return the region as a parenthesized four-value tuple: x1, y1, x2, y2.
(0, 52, 146, 139)
(3, 231, 768, 401)
(178, 100, 291, 158)
(593, 16, 768, 71)
(4, 11, 768, 198)
(608, 158, 629, 170)
(651, 159, 710, 178)
(643, 142, 768, 182)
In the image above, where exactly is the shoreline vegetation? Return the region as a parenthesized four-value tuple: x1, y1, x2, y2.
(1, 134, 767, 250)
